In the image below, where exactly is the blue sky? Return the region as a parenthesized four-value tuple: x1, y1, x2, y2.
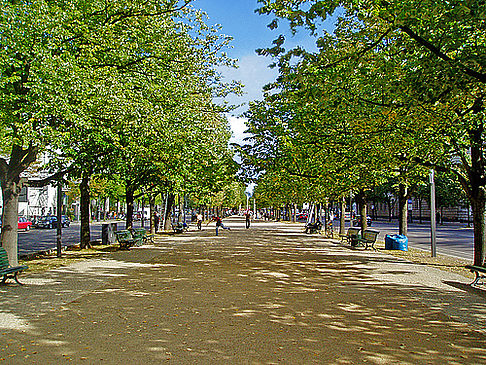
(193, 0, 285, 59)
(191, 0, 334, 143)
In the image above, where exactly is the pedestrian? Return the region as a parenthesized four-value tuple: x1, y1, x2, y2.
(245, 211, 251, 229)
(197, 213, 203, 230)
(154, 212, 160, 233)
(208, 215, 230, 236)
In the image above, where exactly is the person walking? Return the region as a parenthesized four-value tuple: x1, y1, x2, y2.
(208, 216, 230, 236)
(154, 212, 160, 233)
(245, 211, 251, 229)
(197, 213, 203, 230)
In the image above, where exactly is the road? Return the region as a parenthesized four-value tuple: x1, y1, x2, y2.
(16, 218, 475, 261)
(359, 219, 474, 261)
(17, 220, 137, 257)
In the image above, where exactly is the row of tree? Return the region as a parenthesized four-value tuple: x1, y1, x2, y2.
(0, 0, 242, 265)
(240, 0, 486, 265)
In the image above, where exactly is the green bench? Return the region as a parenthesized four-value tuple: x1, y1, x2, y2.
(0, 247, 28, 286)
(352, 229, 380, 250)
(132, 228, 155, 244)
(339, 227, 361, 244)
(465, 265, 486, 286)
(115, 230, 142, 250)
(171, 222, 185, 234)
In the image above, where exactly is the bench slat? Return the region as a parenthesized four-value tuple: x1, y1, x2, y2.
(466, 265, 486, 273)
(0, 266, 28, 275)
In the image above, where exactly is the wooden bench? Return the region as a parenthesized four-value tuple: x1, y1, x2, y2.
(132, 228, 155, 244)
(115, 230, 139, 250)
(465, 265, 486, 286)
(352, 229, 380, 250)
(340, 227, 361, 244)
(0, 247, 28, 286)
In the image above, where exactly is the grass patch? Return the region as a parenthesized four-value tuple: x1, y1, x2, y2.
(374, 241, 473, 279)
(20, 245, 117, 274)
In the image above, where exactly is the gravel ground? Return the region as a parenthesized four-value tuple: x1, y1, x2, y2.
(0, 217, 485, 364)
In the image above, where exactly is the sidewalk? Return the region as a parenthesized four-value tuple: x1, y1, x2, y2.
(1, 216, 485, 364)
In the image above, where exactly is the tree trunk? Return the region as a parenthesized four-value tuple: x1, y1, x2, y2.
(419, 198, 422, 223)
(0, 180, 22, 266)
(80, 175, 92, 249)
(398, 183, 409, 236)
(340, 196, 346, 235)
(177, 194, 183, 223)
(149, 195, 156, 234)
(141, 194, 145, 228)
(0, 144, 39, 265)
(125, 181, 135, 230)
(163, 193, 175, 230)
(471, 197, 486, 266)
(355, 190, 368, 231)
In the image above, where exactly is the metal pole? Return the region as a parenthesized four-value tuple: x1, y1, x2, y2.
(430, 169, 437, 257)
(56, 181, 63, 257)
(349, 191, 353, 227)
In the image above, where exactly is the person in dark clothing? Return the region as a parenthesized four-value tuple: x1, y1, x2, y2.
(208, 216, 231, 236)
(245, 212, 251, 229)
(154, 213, 160, 233)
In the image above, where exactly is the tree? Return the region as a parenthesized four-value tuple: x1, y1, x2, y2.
(0, 0, 79, 264)
(46, 0, 239, 245)
(256, 0, 486, 264)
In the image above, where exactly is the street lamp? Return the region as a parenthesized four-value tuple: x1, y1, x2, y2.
(245, 191, 251, 212)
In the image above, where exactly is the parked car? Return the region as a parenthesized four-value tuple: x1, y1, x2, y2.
(60, 215, 70, 227)
(36, 216, 58, 229)
(18, 217, 33, 231)
(0, 217, 33, 231)
(36, 215, 71, 229)
(296, 212, 309, 221)
(353, 215, 372, 226)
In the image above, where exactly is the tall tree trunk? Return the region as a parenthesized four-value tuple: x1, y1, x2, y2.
(141, 194, 145, 228)
(340, 196, 346, 235)
(163, 193, 175, 230)
(398, 183, 409, 236)
(355, 190, 368, 231)
(387, 198, 393, 222)
(0, 179, 21, 266)
(80, 174, 92, 249)
(419, 198, 422, 223)
(149, 194, 156, 234)
(125, 181, 135, 229)
(177, 194, 183, 223)
(471, 197, 486, 266)
(460, 116, 486, 265)
(0, 144, 38, 265)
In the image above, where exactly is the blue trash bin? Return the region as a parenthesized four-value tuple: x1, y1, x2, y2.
(393, 235, 408, 251)
(385, 234, 394, 250)
(385, 234, 408, 251)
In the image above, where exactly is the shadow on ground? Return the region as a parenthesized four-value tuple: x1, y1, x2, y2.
(0, 216, 485, 364)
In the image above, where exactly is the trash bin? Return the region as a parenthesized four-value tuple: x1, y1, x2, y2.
(102, 223, 117, 245)
(384, 234, 408, 251)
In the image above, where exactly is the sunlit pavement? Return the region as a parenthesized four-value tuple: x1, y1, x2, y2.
(1, 216, 485, 364)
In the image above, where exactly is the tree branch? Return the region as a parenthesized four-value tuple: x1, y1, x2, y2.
(399, 25, 486, 83)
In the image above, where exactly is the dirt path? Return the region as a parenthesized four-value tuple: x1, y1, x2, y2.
(1, 216, 485, 364)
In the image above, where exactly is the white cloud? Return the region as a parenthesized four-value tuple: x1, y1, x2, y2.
(219, 53, 278, 115)
(228, 116, 249, 145)
(220, 53, 278, 146)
